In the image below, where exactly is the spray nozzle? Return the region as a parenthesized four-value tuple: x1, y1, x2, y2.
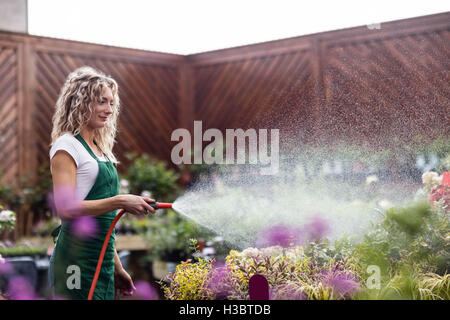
(149, 202, 173, 210)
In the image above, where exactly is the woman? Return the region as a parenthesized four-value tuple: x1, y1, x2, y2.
(48, 66, 155, 300)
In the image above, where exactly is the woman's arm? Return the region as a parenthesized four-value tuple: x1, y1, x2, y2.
(114, 248, 135, 296)
(51, 150, 155, 220)
(114, 248, 124, 274)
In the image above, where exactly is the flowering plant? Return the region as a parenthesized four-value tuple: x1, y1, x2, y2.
(422, 171, 450, 213)
(160, 244, 362, 300)
(0, 205, 16, 231)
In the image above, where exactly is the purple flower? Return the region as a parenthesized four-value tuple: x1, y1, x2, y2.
(49, 185, 81, 219)
(205, 262, 232, 299)
(302, 215, 330, 243)
(321, 269, 361, 298)
(134, 281, 158, 300)
(256, 224, 303, 248)
(0, 260, 13, 275)
(270, 282, 307, 300)
(72, 216, 98, 239)
(7, 276, 37, 300)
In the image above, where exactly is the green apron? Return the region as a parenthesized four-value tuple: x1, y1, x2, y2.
(51, 134, 119, 300)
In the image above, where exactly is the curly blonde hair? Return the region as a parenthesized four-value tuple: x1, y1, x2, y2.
(50, 66, 120, 164)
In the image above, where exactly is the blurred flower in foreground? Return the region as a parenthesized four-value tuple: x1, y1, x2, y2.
(303, 215, 330, 242)
(321, 269, 361, 299)
(72, 215, 98, 239)
(0, 258, 13, 275)
(50, 185, 81, 220)
(255, 224, 303, 248)
(7, 276, 37, 300)
(133, 280, 158, 300)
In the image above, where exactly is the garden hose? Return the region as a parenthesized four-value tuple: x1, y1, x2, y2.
(88, 202, 172, 300)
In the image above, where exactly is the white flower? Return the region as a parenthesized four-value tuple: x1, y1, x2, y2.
(422, 171, 439, 186)
(242, 247, 260, 258)
(120, 179, 129, 187)
(433, 175, 443, 185)
(0, 210, 15, 222)
(140, 190, 152, 198)
(365, 175, 379, 185)
(378, 199, 393, 210)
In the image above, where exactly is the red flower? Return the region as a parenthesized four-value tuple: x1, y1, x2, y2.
(428, 171, 450, 212)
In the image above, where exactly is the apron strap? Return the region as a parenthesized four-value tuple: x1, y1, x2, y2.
(51, 225, 62, 244)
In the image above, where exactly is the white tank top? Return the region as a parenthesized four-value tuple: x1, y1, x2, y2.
(49, 132, 108, 200)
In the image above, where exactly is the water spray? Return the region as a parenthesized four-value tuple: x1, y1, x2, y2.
(88, 201, 172, 300)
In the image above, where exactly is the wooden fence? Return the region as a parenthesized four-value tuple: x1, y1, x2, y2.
(0, 12, 449, 236)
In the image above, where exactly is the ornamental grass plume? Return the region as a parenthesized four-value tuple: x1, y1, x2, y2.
(321, 268, 361, 299)
(270, 281, 307, 300)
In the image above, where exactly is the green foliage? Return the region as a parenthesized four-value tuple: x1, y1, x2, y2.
(385, 201, 431, 235)
(32, 216, 61, 237)
(0, 165, 53, 220)
(0, 205, 16, 231)
(124, 152, 180, 202)
(160, 258, 213, 300)
(161, 189, 450, 300)
(161, 245, 362, 300)
(355, 200, 450, 277)
(141, 209, 212, 262)
(0, 246, 47, 257)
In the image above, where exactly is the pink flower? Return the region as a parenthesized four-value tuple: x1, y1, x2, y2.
(49, 185, 81, 220)
(256, 224, 303, 248)
(321, 269, 361, 298)
(0, 260, 13, 275)
(303, 215, 330, 242)
(6, 276, 37, 300)
(72, 216, 98, 239)
(133, 281, 158, 300)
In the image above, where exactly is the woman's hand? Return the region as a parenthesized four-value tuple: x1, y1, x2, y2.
(117, 195, 156, 216)
(114, 267, 136, 297)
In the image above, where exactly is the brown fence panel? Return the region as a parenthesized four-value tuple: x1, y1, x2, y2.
(187, 12, 450, 152)
(0, 40, 20, 184)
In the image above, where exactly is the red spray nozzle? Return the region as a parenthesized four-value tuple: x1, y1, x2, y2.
(149, 202, 172, 210)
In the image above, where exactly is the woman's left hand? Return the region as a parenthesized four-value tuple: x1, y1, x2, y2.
(114, 268, 136, 297)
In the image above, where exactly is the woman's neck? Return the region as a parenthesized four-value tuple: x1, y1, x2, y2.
(79, 128, 96, 146)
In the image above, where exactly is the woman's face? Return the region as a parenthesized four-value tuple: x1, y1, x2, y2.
(88, 86, 114, 129)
